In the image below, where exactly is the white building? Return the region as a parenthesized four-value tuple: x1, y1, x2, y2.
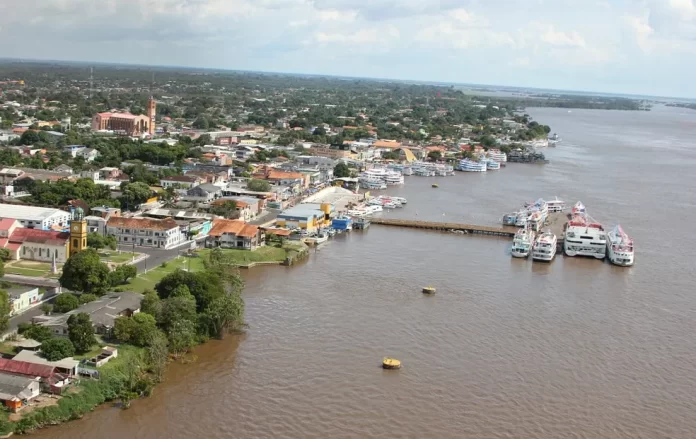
(0, 203, 71, 229)
(106, 217, 185, 249)
(7, 287, 40, 316)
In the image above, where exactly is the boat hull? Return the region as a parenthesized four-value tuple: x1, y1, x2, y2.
(607, 248, 634, 266)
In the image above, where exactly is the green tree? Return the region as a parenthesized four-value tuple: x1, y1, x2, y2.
(140, 290, 162, 321)
(40, 303, 53, 315)
(113, 313, 158, 347)
(160, 289, 197, 335)
(67, 313, 96, 354)
(210, 200, 238, 219)
(87, 233, 105, 250)
(192, 117, 209, 130)
(167, 319, 197, 356)
(41, 338, 76, 361)
(21, 324, 53, 342)
(155, 269, 226, 313)
(104, 234, 118, 250)
(59, 249, 111, 295)
(0, 248, 11, 261)
(246, 178, 271, 192)
(54, 293, 80, 313)
(427, 150, 443, 161)
(146, 331, 169, 382)
(200, 292, 245, 339)
(333, 162, 351, 178)
(108, 264, 137, 287)
(119, 182, 152, 210)
(0, 290, 7, 333)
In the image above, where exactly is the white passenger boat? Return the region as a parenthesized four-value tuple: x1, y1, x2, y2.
(545, 197, 566, 212)
(527, 210, 544, 232)
(457, 159, 487, 172)
(525, 198, 549, 222)
(511, 227, 536, 258)
(563, 215, 606, 259)
(389, 196, 407, 204)
(487, 149, 508, 162)
(571, 201, 586, 216)
(515, 212, 528, 227)
(532, 231, 557, 262)
(606, 224, 634, 266)
(485, 159, 501, 170)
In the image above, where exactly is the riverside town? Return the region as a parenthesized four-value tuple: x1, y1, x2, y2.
(0, 55, 678, 438)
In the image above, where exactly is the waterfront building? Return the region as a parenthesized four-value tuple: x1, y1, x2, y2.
(106, 217, 184, 249)
(276, 203, 332, 232)
(205, 218, 263, 250)
(0, 359, 71, 394)
(0, 373, 40, 412)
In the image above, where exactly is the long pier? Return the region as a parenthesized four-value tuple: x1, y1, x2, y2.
(369, 218, 517, 237)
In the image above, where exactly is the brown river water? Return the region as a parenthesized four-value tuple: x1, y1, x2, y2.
(33, 106, 696, 438)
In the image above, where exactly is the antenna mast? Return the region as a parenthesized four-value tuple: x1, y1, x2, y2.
(89, 67, 93, 100)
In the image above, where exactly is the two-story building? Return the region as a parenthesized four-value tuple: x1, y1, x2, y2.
(205, 219, 263, 250)
(160, 175, 203, 189)
(0, 204, 71, 229)
(184, 184, 222, 203)
(106, 217, 185, 249)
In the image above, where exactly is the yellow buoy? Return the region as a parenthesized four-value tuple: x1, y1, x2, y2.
(382, 357, 401, 369)
(432, 184, 439, 188)
(422, 286, 436, 294)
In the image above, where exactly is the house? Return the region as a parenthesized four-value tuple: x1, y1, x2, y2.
(98, 167, 122, 180)
(160, 175, 203, 189)
(32, 292, 142, 337)
(0, 219, 70, 263)
(0, 373, 40, 412)
(252, 166, 308, 190)
(0, 358, 71, 394)
(76, 148, 99, 162)
(235, 145, 256, 160)
(107, 217, 184, 249)
(53, 164, 74, 174)
(7, 286, 40, 316)
(184, 183, 222, 203)
(12, 350, 78, 377)
(205, 219, 263, 250)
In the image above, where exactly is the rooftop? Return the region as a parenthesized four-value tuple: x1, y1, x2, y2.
(33, 292, 143, 330)
(0, 358, 54, 378)
(0, 203, 69, 222)
(162, 175, 200, 183)
(0, 373, 36, 400)
(12, 350, 79, 371)
(208, 219, 259, 238)
(107, 216, 179, 231)
(9, 228, 70, 246)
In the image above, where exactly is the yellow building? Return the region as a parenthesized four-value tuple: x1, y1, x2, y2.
(275, 203, 333, 231)
(69, 208, 88, 257)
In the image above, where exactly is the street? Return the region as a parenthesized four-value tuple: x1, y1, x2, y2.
(117, 238, 203, 271)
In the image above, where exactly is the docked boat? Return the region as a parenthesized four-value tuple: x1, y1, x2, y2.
(606, 225, 634, 266)
(548, 133, 561, 145)
(304, 233, 328, 246)
(359, 180, 387, 190)
(390, 196, 407, 204)
(514, 211, 528, 227)
(502, 212, 518, 226)
(359, 167, 404, 187)
(527, 210, 544, 232)
(457, 159, 487, 172)
(487, 149, 508, 162)
(485, 159, 501, 170)
(563, 215, 606, 259)
(546, 197, 566, 213)
(532, 231, 557, 262)
(511, 227, 536, 258)
(525, 198, 549, 222)
(571, 201, 586, 216)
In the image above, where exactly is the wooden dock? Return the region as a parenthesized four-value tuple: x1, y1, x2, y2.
(369, 218, 517, 237)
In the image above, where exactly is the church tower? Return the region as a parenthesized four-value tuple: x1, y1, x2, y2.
(69, 207, 88, 257)
(147, 96, 156, 136)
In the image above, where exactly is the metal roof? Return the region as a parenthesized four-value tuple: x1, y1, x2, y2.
(0, 358, 55, 378)
(0, 203, 70, 222)
(0, 373, 36, 400)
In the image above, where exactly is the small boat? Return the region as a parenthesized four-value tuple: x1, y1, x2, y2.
(432, 184, 439, 188)
(572, 201, 586, 216)
(382, 357, 401, 369)
(606, 224, 634, 266)
(502, 212, 518, 226)
(422, 286, 436, 294)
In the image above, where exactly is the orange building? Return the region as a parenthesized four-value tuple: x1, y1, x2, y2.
(92, 97, 156, 136)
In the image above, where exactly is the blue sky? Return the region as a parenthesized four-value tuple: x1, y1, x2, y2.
(2, 0, 696, 98)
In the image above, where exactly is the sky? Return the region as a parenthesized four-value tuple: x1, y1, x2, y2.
(1, 0, 696, 98)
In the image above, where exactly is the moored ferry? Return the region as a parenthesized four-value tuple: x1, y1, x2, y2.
(511, 227, 536, 258)
(487, 149, 508, 162)
(546, 197, 566, 212)
(457, 159, 487, 172)
(563, 214, 606, 259)
(606, 224, 634, 266)
(485, 159, 501, 170)
(572, 201, 586, 216)
(532, 231, 557, 262)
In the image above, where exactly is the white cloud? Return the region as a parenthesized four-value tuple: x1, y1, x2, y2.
(1, 0, 696, 96)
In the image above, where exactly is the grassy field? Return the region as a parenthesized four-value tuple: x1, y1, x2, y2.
(126, 255, 207, 293)
(198, 246, 287, 264)
(5, 261, 56, 278)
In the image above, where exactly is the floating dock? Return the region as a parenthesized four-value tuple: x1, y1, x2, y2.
(370, 218, 517, 237)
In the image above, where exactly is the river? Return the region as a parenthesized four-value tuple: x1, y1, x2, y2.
(33, 105, 696, 438)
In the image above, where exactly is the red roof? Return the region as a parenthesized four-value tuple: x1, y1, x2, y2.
(6, 243, 21, 251)
(0, 218, 17, 231)
(0, 358, 55, 378)
(9, 228, 69, 246)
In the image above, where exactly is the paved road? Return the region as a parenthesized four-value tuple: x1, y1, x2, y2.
(7, 293, 60, 333)
(2, 274, 60, 288)
(117, 238, 204, 271)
